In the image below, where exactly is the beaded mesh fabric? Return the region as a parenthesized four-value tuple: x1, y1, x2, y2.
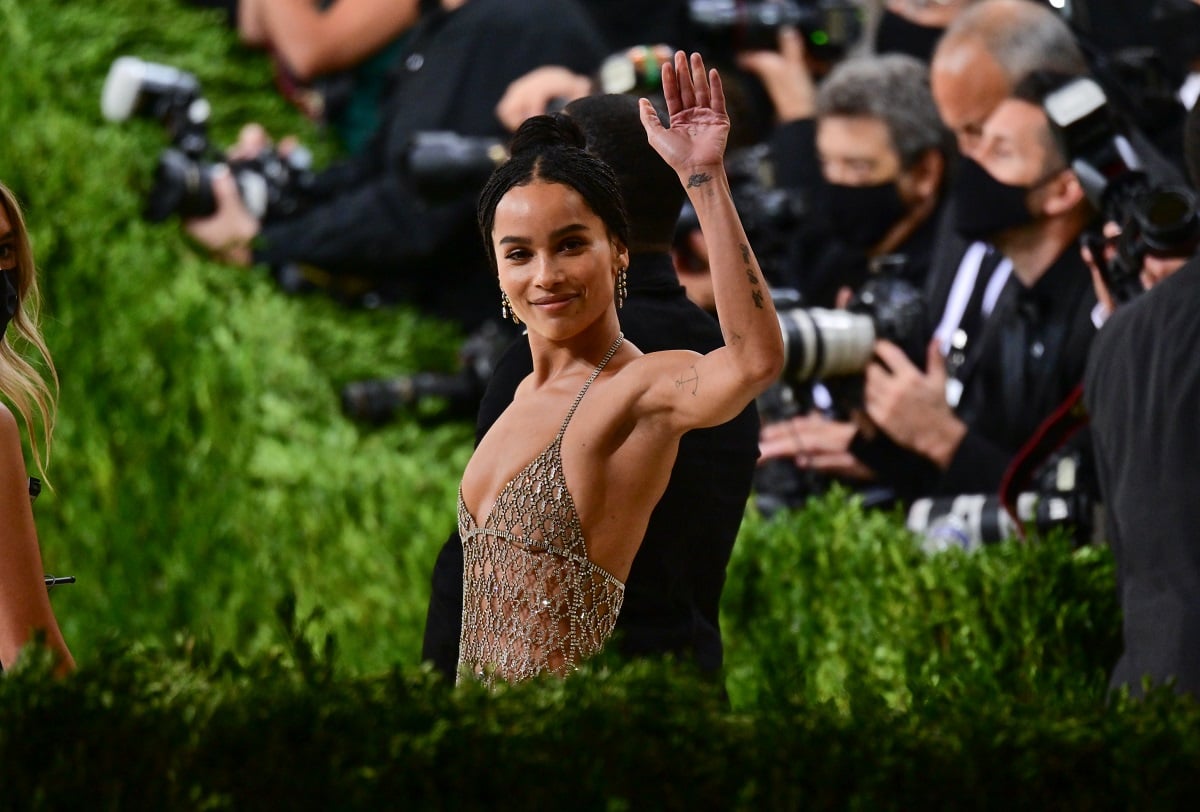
(458, 334, 626, 685)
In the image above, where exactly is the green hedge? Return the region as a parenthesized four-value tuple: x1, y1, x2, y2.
(2, 633, 1199, 810)
(1, 0, 473, 671)
(3, 2, 1198, 806)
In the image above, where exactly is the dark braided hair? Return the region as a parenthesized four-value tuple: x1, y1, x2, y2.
(477, 113, 629, 270)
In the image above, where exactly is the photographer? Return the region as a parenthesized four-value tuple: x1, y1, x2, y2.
(1082, 103, 1200, 698)
(765, 1, 1092, 501)
(183, 0, 607, 327)
(751, 50, 952, 497)
(863, 72, 1099, 498)
(753, 50, 951, 305)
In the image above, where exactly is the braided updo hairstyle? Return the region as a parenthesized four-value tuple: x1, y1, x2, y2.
(476, 113, 629, 270)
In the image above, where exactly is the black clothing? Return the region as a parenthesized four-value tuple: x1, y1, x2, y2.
(1084, 254, 1200, 698)
(422, 252, 762, 678)
(252, 0, 607, 326)
(578, 0, 694, 52)
(766, 118, 943, 305)
(941, 244, 1097, 495)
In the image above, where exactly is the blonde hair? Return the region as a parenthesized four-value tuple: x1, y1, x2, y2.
(0, 182, 58, 482)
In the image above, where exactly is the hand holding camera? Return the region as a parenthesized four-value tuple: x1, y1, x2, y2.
(101, 56, 315, 242)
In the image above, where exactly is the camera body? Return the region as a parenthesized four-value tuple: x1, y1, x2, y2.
(775, 259, 928, 388)
(102, 56, 315, 223)
(102, 56, 209, 157)
(907, 450, 1097, 553)
(688, 0, 862, 57)
(1043, 76, 1200, 303)
(145, 144, 314, 223)
(341, 321, 513, 424)
(403, 131, 509, 204)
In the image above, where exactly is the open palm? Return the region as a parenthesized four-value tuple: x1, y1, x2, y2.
(640, 51, 729, 174)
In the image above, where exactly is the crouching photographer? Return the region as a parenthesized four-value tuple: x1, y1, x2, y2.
(107, 0, 608, 328)
(1081, 101, 1200, 699)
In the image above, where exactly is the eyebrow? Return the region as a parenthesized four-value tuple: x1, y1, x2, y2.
(497, 223, 591, 246)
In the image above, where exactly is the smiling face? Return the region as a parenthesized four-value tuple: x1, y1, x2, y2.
(492, 180, 628, 341)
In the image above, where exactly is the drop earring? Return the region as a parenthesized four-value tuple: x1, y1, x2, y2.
(500, 291, 520, 324)
(616, 266, 628, 309)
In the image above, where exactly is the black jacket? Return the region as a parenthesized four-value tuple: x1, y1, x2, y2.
(942, 243, 1097, 494)
(422, 252, 762, 677)
(1085, 254, 1200, 698)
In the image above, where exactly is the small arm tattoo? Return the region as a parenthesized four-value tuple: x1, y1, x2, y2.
(687, 172, 713, 188)
(675, 364, 700, 395)
(734, 242, 763, 309)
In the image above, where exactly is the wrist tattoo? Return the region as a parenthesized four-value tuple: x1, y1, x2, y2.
(686, 172, 712, 188)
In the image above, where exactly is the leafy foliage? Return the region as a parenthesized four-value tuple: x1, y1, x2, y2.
(1, 0, 471, 672)
(2, 3, 1194, 807)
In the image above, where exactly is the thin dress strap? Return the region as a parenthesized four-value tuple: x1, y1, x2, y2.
(553, 332, 624, 444)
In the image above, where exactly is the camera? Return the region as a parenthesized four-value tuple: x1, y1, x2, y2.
(341, 321, 512, 425)
(1043, 75, 1200, 303)
(102, 56, 209, 156)
(907, 451, 1098, 553)
(102, 56, 316, 223)
(775, 256, 929, 387)
(906, 490, 1093, 554)
(403, 131, 509, 203)
(145, 144, 314, 223)
(751, 258, 928, 517)
(689, 0, 863, 57)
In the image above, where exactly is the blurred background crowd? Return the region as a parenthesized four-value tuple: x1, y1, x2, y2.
(8, 0, 1200, 696)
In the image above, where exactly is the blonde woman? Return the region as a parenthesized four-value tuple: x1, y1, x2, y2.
(0, 182, 74, 675)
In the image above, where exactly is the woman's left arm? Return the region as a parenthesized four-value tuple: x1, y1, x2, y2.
(0, 407, 74, 675)
(637, 52, 785, 430)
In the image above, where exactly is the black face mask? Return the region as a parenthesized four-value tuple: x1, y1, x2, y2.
(952, 157, 1036, 242)
(873, 9, 946, 63)
(825, 180, 909, 249)
(1, 269, 19, 338)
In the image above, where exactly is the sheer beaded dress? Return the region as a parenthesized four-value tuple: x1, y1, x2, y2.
(457, 334, 626, 685)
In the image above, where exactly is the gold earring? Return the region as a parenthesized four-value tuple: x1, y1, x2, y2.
(616, 266, 628, 309)
(500, 291, 520, 324)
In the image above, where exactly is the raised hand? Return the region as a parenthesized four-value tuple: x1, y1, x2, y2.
(639, 51, 729, 176)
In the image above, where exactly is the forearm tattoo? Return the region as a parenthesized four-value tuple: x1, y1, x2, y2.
(740, 242, 764, 309)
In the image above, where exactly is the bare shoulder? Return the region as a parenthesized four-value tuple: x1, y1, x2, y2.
(0, 403, 21, 451)
(0, 403, 29, 495)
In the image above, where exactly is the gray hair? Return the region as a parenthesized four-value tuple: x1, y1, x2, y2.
(815, 53, 950, 168)
(939, 0, 1087, 81)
